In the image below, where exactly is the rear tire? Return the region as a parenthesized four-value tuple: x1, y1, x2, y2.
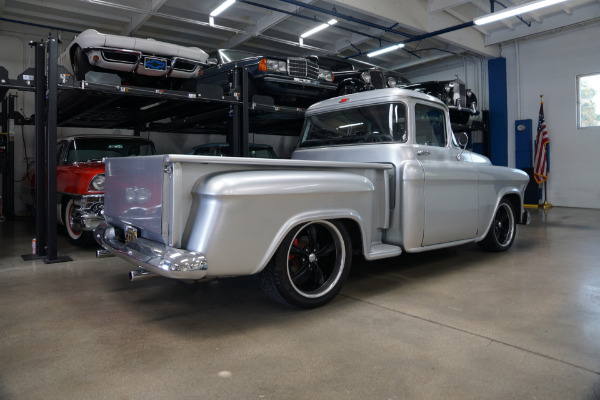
(73, 46, 91, 81)
(64, 198, 93, 246)
(477, 199, 516, 252)
(259, 220, 352, 308)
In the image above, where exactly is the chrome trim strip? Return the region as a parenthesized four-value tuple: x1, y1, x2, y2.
(262, 76, 337, 90)
(94, 223, 208, 280)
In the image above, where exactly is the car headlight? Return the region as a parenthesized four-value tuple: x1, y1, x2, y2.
(318, 68, 333, 82)
(360, 71, 372, 84)
(88, 174, 105, 191)
(266, 59, 287, 73)
(387, 77, 397, 88)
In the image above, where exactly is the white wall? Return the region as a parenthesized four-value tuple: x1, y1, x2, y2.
(502, 21, 600, 209)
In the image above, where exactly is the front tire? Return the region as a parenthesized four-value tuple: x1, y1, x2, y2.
(64, 198, 93, 246)
(477, 199, 516, 252)
(72, 46, 91, 81)
(259, 220, 352, 308)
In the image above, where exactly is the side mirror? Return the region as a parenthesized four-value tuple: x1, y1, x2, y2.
(206, 58, 218, 66)
(458, 132, 468, 147)
(457, 132, 468, 160)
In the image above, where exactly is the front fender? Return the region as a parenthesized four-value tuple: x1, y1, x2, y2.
(182, 169, 378, 277)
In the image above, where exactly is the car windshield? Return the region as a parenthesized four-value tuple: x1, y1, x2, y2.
(65, 138, 156, 163)
(215, 49, 258, 63)
(193, 144, 277, 158)
(297, 103, 408, 149)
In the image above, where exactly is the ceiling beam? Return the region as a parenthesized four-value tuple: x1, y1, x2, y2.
(330, 0, 500, 58)
(221, 0, 316, 49)
(485, 2, 600, 44)
(120, 0, 168, 36)
(428, 0, 473, 14)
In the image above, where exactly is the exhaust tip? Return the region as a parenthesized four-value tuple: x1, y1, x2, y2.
(129, 269, 157, 281)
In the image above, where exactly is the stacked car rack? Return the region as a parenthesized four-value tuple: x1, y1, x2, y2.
(0, 37, 306, 262)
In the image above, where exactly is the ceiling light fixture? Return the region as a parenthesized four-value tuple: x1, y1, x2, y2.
(473, 0, 569, 25)
(300, 19, 338, 39)
(210, 0, 236, 17)
(367, 43, 405, 58)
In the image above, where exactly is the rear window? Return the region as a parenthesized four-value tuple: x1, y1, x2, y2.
(297, 102, 407, 149)
(65, 138, 156, 163)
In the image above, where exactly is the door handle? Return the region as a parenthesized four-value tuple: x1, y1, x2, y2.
(417, 150, 430, 156)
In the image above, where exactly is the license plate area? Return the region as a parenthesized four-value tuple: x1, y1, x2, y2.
(124, 225, 138, 243)
(144, 57, 167, 71)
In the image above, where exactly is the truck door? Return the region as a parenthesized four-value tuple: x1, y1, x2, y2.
(413, 103, 478, 246)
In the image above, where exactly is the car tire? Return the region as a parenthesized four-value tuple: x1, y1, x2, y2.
(259, 220, 352, 308)
(477, 199, 516, 252)
(73, 46, 91, 81)
(64, 198, 93, 246)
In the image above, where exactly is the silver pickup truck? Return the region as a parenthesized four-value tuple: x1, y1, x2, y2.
(95, 88, 530, 308)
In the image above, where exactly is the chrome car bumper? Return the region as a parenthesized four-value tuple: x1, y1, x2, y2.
(94, 223, 208, 280)
(72, 194, 104, 231)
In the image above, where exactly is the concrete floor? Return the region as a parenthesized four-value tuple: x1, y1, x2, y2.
(1, 207, 599, 400)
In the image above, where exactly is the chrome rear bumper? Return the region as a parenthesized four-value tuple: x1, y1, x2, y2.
(94, 223, 208, 280)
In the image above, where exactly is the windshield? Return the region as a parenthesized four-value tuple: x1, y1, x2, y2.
(193, 144, 277, 158)
(297, 103, 408, 149)
(216, 49, 258, 63)
(64, 138, 156, 163)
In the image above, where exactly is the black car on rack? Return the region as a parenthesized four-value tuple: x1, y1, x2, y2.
(194, 49, 337, 108)
(319, 57, 410, 95)
(401, 79, 479, 124)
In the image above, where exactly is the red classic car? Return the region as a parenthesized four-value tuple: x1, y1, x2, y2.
(22, 135, 156, 246)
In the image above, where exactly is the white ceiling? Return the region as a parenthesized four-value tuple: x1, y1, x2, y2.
(1, 0, 598, 74)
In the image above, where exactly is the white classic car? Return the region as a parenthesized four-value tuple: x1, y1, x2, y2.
(59, 29, 210, 84)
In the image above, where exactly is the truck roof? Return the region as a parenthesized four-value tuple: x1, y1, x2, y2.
(306, 87, 446, 115)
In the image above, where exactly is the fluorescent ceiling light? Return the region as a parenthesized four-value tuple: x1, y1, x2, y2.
(474, 0, 569, 25)
(210, 0, 236, 17)
(339, 122, 364, 129)
(367, 43, 405, 58)
(300, 19, 338, 39)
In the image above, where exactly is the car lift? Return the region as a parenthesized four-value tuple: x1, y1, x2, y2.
(0, 36, 305, 263)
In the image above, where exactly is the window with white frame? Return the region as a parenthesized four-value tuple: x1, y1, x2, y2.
(578, 73, 600, 128)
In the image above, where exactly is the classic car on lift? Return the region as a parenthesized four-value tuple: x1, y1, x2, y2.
(59, 29, 211, 87)
(401, 78, 479, 124)
(22, 135, 156, 246)
(193, 49, 337, 107)
(189, 143, 278, 159)
(319, 57, 411, 95)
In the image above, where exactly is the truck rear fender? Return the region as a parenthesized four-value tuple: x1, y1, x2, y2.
(182, 169, 383, 276)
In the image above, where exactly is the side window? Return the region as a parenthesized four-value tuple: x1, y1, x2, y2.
(414, 104, 447, 147)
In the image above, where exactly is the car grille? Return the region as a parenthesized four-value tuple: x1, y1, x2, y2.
(287, 58, 319, 80)
(172, 59, 197, 72)
(102, 50, 140, 64)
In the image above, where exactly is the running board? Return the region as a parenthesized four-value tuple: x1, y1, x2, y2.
(365, 243, 402, 260)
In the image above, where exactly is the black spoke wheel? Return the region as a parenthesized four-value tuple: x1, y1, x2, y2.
(259, 220, 352, 308)
(477, 199, 516, 252)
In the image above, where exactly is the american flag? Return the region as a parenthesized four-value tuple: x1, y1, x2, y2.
(534, 100, 549, 184)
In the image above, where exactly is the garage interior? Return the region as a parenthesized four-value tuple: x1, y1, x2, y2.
(1, 0, 600, 399)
